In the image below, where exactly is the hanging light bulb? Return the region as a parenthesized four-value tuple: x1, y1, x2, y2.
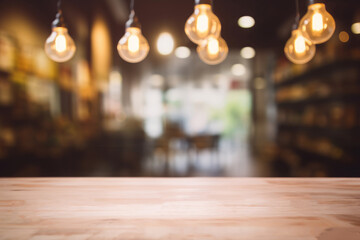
(197, 36, 228, 65)
(117, 10, 149, 63)
(299, 1, 335, 44)
(284, 0, 316, 64)
(185, 0, 221, 44)
(45, 1, 76, 62)
(284, 29, 316, 64)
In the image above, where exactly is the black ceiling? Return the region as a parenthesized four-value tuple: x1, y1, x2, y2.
(1, 0, 359, 53)
(129, 0, 359, 51)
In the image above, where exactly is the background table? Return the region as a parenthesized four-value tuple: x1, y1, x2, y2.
(1, 178, 360, 239)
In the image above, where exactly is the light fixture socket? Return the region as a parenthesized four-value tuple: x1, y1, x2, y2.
(292, 22, 299, 31)
(195, 0, 212, 5)
(51, 10, 66, 28)
(125, 10, 141, 29)
(308, 0, 322, 5)
(292, 14, 300, 30)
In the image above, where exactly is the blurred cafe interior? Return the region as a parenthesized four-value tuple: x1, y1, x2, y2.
(0, 0, 359, 177)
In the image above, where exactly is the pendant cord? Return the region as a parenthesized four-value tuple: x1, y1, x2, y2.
(57, 0, 62, 12)
(293, 0, 300, 29)
(53, 0, 65, 27)
(295, 0, 300, 24)
(130, 0, 135, 12)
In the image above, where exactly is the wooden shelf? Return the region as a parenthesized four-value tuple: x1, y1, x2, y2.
(274, 59, 360, 176)
(277, 94, 360, 107)
(275, 59, 360, 89)
(278, 124, 360, 147)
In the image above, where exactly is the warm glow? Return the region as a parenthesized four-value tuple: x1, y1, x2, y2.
(231, 64, 246, 76)
(338, 31, 349, 43)
(238, 16, 255, 28)
(157, 32, 174, 55)
(197, 36, 228, 65)
(207, 38, 219, 57)
(299, 3, 335, 44)
(175, 46, 191, 59)
(185, 4, 221, 44)
(55, 34, 66, 53)
(196, 14, 209, 36)
(128, 34, 140, 53)
(351, 22, 360, 34)
(117, 27, 149, 63)
(284, 30, 315, 64)
(45, 27, 76, 62)
(294, 35, 306, 54)
(312, 12, 324, 33)
(240, 47, 256, 59)
(91, 16, 111, 73)
(254, 77, 266, 90)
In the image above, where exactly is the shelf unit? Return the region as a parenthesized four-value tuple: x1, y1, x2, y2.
(274, 59, 360, 177)
(275, 60, 360, 88)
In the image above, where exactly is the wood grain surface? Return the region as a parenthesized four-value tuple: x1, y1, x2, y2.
(0, 178, 360, 240)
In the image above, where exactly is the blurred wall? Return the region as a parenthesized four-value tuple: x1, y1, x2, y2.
(91, 14, 112, 82)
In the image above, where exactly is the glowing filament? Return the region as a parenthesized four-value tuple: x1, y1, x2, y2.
(207, 38, 219, 57)
(294, 35, 306, 54)
(312, 12, 324, 33)
(128, 35, 140, 53)
(197, 14, 209, 35)
(55, 34, 66, 53)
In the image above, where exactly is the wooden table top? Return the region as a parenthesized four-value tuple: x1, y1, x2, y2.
(1, 178, 360, 240)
